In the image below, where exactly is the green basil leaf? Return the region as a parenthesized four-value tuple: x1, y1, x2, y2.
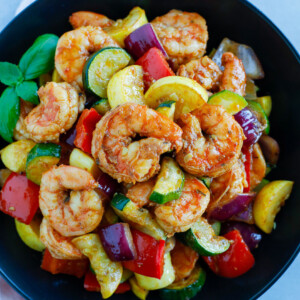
(0, 62, 23, 86)
(0, 87, 20, 143)
(19, 34, 59, 80)
(16, 81, 39, 105)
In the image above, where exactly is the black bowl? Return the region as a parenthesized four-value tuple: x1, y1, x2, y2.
(0, 0, 299, 299)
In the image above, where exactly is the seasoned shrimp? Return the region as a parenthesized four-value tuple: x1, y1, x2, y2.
(208, 159, 248, 215)
(40, 218, 84, 260)
(151, 9, 208, 70)
(92, 103, 183, 184)
(24, 82, 79, 143)
(154, 176, 210, 235)
(69, 11, 114, 29)
(219, 52, 246, 96)
(250, 143, 266, 189)
(55, 26, 119, 88)
(39, 165, 104, 237)
(176, 104, 244, 178)
(176, 56, 222, 90)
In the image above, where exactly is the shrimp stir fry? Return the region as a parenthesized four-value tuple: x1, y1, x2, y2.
(154, 176, 210, 235)
(92, 103, 183, 183)
(151, 9, 208, 70)
(176, 104, 245, 178)
(55, 26, 119, 88)
(23, 82, 79, 143)
(39, 165, 104, 237)
(40, 218, 84, 260)
(69, 11, 114, 29)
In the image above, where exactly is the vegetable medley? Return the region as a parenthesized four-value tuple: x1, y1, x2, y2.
(0, 6, 294, 300)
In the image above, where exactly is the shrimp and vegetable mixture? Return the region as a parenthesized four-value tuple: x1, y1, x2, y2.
(0, 6, 294, 300)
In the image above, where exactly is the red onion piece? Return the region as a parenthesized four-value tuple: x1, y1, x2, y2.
(209, 193, 256, 221)
(259, 135, 280, 165)
(99, 223, 137, 261)
(60, 124, 77, 146)
(234, 107, 262, 148)
(124, 23, 168, 60)
(230, 202, 254, 224)
(97, 172, 120, 199)
(221, 221, 262, 250)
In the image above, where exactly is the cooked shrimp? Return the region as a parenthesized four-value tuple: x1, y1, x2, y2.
(55, 26, 119, 88)
(176, 56, 222, 90)
(40, 218, 84, 260)
(176, 104, 244, 178)
(92, 103, 183, 184)
(151, 9, 208, 70)
(208, 159, 248, 215)
(69, 11, 114, 29)
(154, 176, 210, 235)
(24, 82, 79, 143)
(219, 52, 246, 96)
(250, 143, 266, 189)
(39, 165, 104, 237)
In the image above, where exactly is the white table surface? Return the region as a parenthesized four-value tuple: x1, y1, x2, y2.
(0, 0, 299, 299)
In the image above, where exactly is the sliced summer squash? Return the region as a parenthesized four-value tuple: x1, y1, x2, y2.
(111, 193, 166, 240)
(129, 277, 149, 300)
(92, 98, 111, 115)
(26, 143, 61, 185)
(149, 157, 184, 204)
(83, 47, 131, 98)
(247, 100, 270, 134)
(199, 177, 212, 189)
(156, 100, 176, 120)
(254, 95, 272, 117)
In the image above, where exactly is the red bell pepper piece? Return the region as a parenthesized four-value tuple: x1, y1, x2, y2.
(84, 270, 131, 294)
(0, 172, 39, 224)
(203, 230, 255, 278)
(242, 146, 253, 192)
(74, 108, 102, 154)
(136, 47, 174, 90)
(123, 229, 165, 279)
(41, 249, 89, 278)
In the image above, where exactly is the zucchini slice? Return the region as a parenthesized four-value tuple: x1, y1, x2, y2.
(199, 177, 212, 189)
(83, 47, 131, 98)
(156, 100, 176, 120)
(92, 98, 111, 115)
(26, 143, 61, 185)
(149, 157, 184, 204)
(159, 266, 206, 300)
(179, 217, 230, 256)
(254, 95, 272, 117)
(111, 193, 166, 240)
(129, 277, 149, 300)
(208, 90, 248, 115)
(210, 221, 221, 235)
(247, 100, 270, 134)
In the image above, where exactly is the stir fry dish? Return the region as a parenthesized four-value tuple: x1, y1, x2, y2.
(0, 7, 294, 300)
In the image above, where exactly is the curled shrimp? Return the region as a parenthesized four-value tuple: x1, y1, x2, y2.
(151, 9, 208, 70)
(154, 176, 210, 235)
(176, 104, 244, 178)
(219, 52, 246, 96)
(92, 103, 183, 184)
(208, 159, 248, 215)
(40, 218, 84, 260)
(250, 143, 266, 189)
(69, 11, 114, 29)
(23, 82, 79, 143)
(55, 26, 119, 88)
(39, 165, 104, 237)
(176, 56, 222, 90)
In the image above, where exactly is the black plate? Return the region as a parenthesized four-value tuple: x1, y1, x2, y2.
(0, 0, 299, 299)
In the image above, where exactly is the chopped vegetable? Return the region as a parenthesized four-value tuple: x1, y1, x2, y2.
(38, 72, 51, 87)
(97, 172, 120, 199)
(136, 47, 174, 90)
(254, 96, 272, 117)
(72, 233, 123, 299)
(149, 157, 185, 204)
(254, 179, 270, 193)
(83, 47, 131, 98)
(52, 68, 62, 83)
(1, 139, 35, 172)
(200, 177, 212, 189)
(0, 172, 39, 224)
(253, 180, 294, 233)
(41, 249, 88, 278)
(92, 98, 111, 115)
(247, 100, 270, 135)
(242, 146, 252, 192)
(123, 229, 165, 279)
(156, 100, 176, 120)
(203, 230, 255, 278)
(211, 221, 221, 235)
(129, 277, 149, 300)
(230, 202, 255, 224)
(245, 78, 258, 100)
(101, 206, 119, 225)
(74, 108, 102, 154)
(0, 169, 11, 188)
(259, 135, 280, 165)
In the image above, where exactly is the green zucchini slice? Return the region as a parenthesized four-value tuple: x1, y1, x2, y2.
(26, 143, 61, 185)
(149, 157, 185, 204)
(83, 47, 131, 98)
(111, 193, 166, 240)
(247, 100, 270, 134)
(156, 100, 176, 120)
(254, 95, 272, 117)
(208, 90, 248, 115)
(92, 98, 111, 115)
(159, 266, 206, 300)
(179, 217, 230, 256)
(199, 177, 212, 189)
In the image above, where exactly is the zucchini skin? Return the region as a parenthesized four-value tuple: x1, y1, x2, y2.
(26, 143, 61, 165)
(247, 100, 270, 134)
(111, 193, 131, 211)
